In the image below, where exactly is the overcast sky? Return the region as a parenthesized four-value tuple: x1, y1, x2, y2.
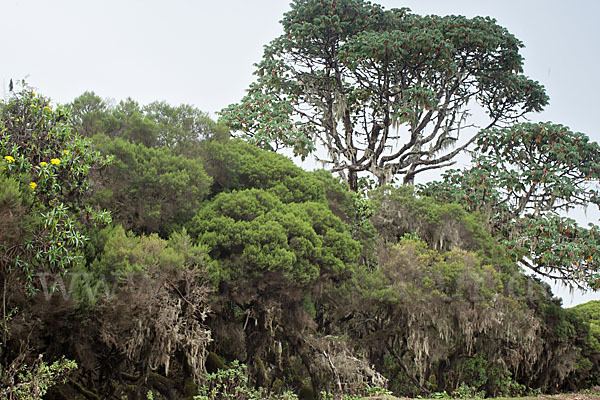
(2, 0, 599, 306)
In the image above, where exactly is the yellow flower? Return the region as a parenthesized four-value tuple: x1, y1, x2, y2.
(4, 155, 15, 163)
(50, 158, 60, 165)
(63, 150, 70, 156)
(43, 106, 53, 113)
(40, 162, 47, 166)
(57, 242, 62, 246)
(29, 182, 37, 190)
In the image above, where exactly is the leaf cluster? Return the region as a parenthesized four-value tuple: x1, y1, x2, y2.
(189, 188, 360, 286)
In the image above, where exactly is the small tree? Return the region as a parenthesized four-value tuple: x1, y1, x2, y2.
(0, 354, 77, 400)
(220, 0, 548, 190)
(419, 122, 600, 288)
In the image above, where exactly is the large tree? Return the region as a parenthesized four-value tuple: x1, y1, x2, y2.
(220, 0, 548, 190)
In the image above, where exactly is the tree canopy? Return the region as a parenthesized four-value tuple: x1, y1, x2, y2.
(90, 134, 212, 236)
(220, 0, 548, 190)
(68, 91, 228, 150)
(189, 188, 360, 286)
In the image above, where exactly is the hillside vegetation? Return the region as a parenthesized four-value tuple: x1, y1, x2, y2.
(2, 1, 600, 399)
(0, 87, 598, 400)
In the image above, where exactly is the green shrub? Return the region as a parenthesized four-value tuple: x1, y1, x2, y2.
(1, 88, 111, 291)
(91, 134, 211, 235)
(194, 361, 298, 400)
(0, 355, 77, 400)
(199, 139, 325, 204)
(189, 189, 360, 286)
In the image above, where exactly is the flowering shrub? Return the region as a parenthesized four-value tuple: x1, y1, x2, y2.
(0, 88, 111, 292)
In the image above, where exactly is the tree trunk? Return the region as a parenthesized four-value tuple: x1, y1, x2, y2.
(348, 169, 358, 192)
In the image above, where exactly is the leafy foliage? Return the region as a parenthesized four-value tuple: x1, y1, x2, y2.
(195, 361, 299, 400)
(0, 354, 77, 400)
(83, 225, 209, 288)
(68, 91, 228, 150)
(189, 188, 360, 285)
(3, 74, 599, 399)
(567, 301, 600, 388)
(90, 134, 211, 235)
(372, 186, 504, 266)
(200, 139, 326, 203)
(327, 235, 582, 396)
(0, 88, 108, 400)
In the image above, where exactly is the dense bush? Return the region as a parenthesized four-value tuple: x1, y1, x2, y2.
(0, 90, 111, 283)
(199, 139, 326, 203)
(189, 188, 360, 286)
(567, 301, 600, 388)
(69, 91, 228, 149)
(90, 135, 211, 235)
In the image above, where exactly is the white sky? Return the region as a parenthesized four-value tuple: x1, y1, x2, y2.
(1, 0, 599, 306)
